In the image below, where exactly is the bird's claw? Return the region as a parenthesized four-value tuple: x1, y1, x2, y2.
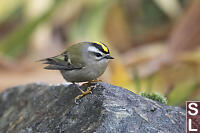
(74, 87, 93, 104)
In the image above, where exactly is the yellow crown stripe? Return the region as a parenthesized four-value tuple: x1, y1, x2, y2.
(93, 41, 109, 53)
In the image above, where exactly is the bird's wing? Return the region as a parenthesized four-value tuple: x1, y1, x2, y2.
(39, 52, 83, 70)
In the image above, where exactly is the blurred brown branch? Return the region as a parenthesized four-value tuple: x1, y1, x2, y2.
(140, 0, 200, 77)
(168, 0, 200, 54)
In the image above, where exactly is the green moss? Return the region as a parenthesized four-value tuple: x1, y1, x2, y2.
(140, 92, 167, 104)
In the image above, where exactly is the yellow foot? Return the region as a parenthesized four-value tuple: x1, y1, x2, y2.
(75, 87, 92, 104)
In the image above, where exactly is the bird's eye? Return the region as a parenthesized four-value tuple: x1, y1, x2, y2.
(95, 53, 102, 57)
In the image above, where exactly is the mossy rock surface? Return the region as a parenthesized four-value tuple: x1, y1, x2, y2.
(0, 82, 185, 133)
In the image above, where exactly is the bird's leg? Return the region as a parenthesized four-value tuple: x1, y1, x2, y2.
(74, 80, 101, 104)
(75, 86, 92, 104)
(90, 79, 102, 82)
(81, 79, 102, 86)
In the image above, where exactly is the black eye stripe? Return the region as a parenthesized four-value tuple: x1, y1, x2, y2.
(89, 52, 103, 57)
(95, 53, 102, 57)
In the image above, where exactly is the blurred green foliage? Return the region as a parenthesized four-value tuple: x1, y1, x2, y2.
(168, 80, 199, 105)
(0, 0, 65, 57)
(70, 0, 113, 41)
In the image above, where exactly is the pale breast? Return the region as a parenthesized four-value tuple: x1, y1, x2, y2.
(60, 61, 108, 82)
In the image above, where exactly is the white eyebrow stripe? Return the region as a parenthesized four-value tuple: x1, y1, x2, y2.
(88, 46, 103, 54)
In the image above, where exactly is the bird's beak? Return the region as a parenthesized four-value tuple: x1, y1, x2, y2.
(105, 55, 114, 59)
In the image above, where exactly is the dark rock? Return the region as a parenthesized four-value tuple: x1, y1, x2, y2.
(0, 82, 186, 133)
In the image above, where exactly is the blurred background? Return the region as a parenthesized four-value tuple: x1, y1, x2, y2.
(0, 0, 199, 106)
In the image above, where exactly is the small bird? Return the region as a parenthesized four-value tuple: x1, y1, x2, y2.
(40, 41, 114, 102)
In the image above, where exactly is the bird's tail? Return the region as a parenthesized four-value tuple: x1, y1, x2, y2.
(39, 55, 68, 70)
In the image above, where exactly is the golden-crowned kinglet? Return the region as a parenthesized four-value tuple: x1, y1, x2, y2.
(40, 41, 114, 103)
